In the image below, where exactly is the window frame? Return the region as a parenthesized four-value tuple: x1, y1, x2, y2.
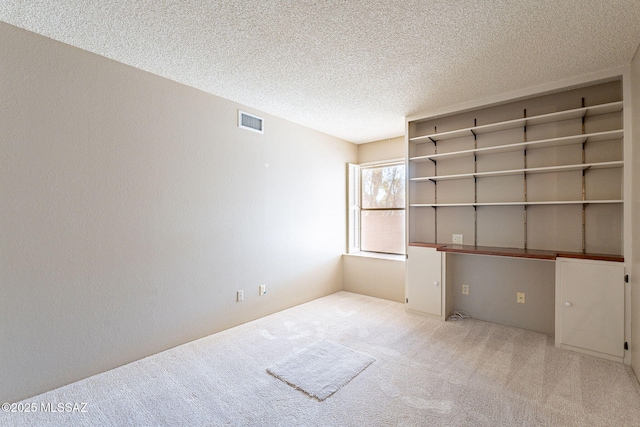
(347, 159, 406, 256)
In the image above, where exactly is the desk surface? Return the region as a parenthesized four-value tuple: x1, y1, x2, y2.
(409, 242, 624, 262)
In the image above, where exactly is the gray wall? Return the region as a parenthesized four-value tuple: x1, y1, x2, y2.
(0, 22, 357, 402)
(447, 254, 556, 334)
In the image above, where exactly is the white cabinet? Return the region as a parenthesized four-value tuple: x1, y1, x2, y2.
(555, 257, 625, 362)
(406, 246, 444, 318)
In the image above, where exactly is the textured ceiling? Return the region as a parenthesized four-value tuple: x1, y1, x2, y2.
(2, 1, 640, 144)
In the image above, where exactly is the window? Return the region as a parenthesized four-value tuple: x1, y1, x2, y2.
(348, 161, 406, 255)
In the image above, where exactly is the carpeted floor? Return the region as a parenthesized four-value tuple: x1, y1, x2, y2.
(3, 291, 640, 426)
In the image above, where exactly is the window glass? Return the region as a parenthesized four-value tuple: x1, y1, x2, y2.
(359, 163, 405, 255)
(361, 165, 405, 209)
(360, 210, 405, 254)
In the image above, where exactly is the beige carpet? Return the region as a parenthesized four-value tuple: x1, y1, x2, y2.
(3, 291, 640, 426)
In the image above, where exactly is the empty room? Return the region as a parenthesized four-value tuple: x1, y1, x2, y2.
(2, 1, 640, 426)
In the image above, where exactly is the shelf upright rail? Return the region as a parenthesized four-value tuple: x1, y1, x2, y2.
(581, 98, 587, 253)
(430, 126, 438, 243)
(523, 109, 528, 250)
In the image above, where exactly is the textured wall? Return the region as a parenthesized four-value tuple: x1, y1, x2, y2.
(0, 22, 356, 402)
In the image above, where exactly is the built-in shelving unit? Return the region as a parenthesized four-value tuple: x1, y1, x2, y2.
(407, 80, 624, 257)
(405, 80, 627, 359)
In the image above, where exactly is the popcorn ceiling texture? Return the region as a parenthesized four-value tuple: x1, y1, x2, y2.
(1, 0, 639, 143)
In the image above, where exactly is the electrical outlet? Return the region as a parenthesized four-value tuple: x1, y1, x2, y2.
(517, 292, 525, 304)
(452, 234, 463, 244)
(462, 284, 469, 295)
(237, 290, 244, 302)
(259, 285, 266, 296)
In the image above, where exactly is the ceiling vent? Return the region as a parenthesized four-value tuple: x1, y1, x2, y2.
(238, 110, 264, 134)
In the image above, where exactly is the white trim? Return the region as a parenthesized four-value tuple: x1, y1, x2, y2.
(350, 160, 407, 256)
(621, 64, 633, 366)
(238, 110, 264, 133)
(358, 158, 405, 168)
(347, 163, 361, 254)
(343, 252, 405, 261)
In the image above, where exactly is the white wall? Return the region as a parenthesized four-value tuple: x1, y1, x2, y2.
(342, 254, 405, 303)
(630, 44, 640, 375)
(0, 22, 357, 402)
(357, 136, 405, 164)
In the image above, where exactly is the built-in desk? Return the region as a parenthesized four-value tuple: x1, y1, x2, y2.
(436, 244, 557, 260)
(406, 243, 626, 363)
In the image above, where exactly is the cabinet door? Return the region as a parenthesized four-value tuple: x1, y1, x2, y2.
(406, 247, 442, 317)
(556, 258, 624, 359)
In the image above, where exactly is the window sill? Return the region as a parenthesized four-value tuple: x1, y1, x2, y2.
(343, 251, 406, 262)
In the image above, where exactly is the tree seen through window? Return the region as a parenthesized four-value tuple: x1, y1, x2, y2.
(361, 165, 405, 209)
(360, 164, 405, 254)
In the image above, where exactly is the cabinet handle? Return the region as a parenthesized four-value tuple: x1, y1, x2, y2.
(564, 301, 572, 307)
(434, 281, 439, 287)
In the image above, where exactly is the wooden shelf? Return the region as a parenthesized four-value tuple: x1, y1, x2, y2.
(409, 130, 623, 162)
(409, 101, 623, 144)
(436, 244, 558, 260)
(408, 242, 624, 262)
(405, 242, 445, 249)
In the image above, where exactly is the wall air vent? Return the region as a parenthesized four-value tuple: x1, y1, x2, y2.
(238, 110, 264, 134)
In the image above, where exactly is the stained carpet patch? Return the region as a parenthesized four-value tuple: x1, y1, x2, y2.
(267, 339, 375, 401)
